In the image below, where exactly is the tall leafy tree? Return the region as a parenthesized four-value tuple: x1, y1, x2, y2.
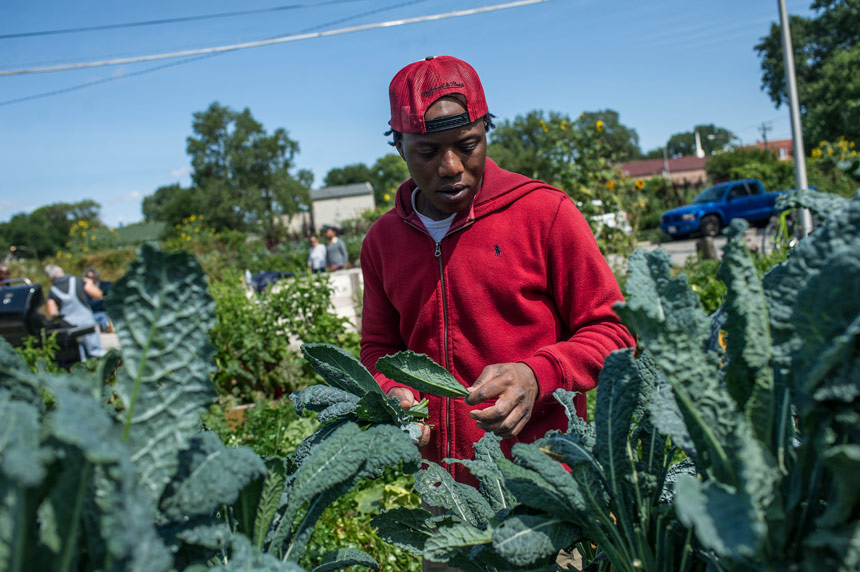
(323, 163, 373, 188)
(369, 154, 410, 206)
(183, 102, 310, 240)
(487, 109, 642, 181)
(0, 200, 102, 258)
(577, 109, 642, 161)
(486, 110, 567, 182)
(664, 124, 735, 157)
(755, 0, 860, 145)
(142, 184, 200, 226)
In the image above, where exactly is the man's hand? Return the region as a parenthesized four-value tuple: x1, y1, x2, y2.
(387, 387, 431, 449)
(82, 277, 103, 300)
(465, 363, 538, 439)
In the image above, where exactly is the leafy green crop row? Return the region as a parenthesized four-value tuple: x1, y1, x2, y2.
(285, 189, 860, 571)
(372, 190, 860, 571)
(0, 244, 420, 572)
(3, 188, 857, 571)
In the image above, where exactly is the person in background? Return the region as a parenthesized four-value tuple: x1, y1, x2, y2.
(44, 264, 106, 358)
(83, 267, 111, 332)
(307, 235, 327, 273)
(0, 264, 9, 285)
(324, 226, 348, 271)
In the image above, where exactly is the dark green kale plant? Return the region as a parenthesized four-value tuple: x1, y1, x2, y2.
(289, 346, 468, 455)
(370, 189, 860, 572)
(0, 244, 420, 572)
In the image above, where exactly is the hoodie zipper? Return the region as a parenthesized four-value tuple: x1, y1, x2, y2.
(434, 241, 452, 463)
(405, 218, 473, 464)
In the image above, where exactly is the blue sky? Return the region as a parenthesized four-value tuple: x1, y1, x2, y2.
(0, 0, 815, 227)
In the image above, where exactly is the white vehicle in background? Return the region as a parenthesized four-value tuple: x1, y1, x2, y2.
(583, 199, 632, 236)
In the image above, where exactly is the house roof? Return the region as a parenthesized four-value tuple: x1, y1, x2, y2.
(747, 138, 793, 157)
(311, 182, 374, 201)
(619, 155, 706, 178)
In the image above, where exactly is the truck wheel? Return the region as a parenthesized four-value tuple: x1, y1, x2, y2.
(700, 215, 720, 237)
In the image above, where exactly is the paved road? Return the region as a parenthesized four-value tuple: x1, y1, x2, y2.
(610, 227, 765, 268)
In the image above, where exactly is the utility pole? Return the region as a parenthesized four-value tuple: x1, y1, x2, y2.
(662, 146, 670, 180)
(759, 121, 772, 149)
(778, 0, 813, 237)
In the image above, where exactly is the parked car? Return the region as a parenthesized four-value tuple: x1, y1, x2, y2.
(659, 179, 790, 238)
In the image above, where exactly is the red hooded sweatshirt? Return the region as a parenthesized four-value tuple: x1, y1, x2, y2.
(360, 159, 634, 484)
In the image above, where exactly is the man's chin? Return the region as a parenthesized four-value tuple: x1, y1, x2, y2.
(431, 189, 473, 212)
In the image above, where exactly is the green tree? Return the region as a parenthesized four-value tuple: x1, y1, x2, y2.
(487, 110, 647, 259)
(486, 110, 568, 182)
(323, 163, 373, 188)
(142, 184, 200, 226)
(664, 124, 735, 157)
(488, 110, 642, 180)
(184, 102, 311, 241)
(577, 109, 642, 161)
(487, 111, 597, 188)
(0, 200, 102, 258)
(369, 154, 410, 206)
(755, 0, 860, 145)
(706, 147, 796, 189)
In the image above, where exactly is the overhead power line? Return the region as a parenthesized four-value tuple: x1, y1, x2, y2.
(0, 0, 369, 40)
(0, 0, 430, 108)
(0, 0, 550, 77)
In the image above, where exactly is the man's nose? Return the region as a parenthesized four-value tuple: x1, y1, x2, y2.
(438, 149, 464, 178)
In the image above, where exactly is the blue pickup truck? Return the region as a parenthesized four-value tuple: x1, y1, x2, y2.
(659, 179, 787, 238)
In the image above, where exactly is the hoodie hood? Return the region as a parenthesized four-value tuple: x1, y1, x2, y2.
(393, 158, 548, 231)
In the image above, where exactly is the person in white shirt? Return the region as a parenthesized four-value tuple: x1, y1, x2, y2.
(307, 235, 327, 273)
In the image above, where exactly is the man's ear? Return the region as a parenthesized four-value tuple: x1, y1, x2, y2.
(395, 138, 405, 160)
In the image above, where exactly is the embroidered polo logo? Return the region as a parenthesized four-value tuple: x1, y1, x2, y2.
(494, 244, 501, 257)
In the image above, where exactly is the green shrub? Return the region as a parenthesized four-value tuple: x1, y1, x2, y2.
(13, 331, 64, 374)
(209, 271, 358, 401)
(203, 399, 319, 458)
(676, 258, 725, 315)
(303, 470, 421, 572)
(636, 176, 702, 231)
(676, 248, 788, 315)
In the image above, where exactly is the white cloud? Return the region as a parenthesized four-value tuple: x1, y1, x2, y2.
(170, 166, 192, 179)
(107, 191, 143, 205)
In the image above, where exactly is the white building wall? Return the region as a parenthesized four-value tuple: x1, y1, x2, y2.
(313, 194, 374, 229)
(282, 212, 311, 235)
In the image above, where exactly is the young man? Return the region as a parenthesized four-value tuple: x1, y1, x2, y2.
(360, 56, 634, 485)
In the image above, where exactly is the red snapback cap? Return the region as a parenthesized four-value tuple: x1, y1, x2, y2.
(388, 55, 489, 134)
